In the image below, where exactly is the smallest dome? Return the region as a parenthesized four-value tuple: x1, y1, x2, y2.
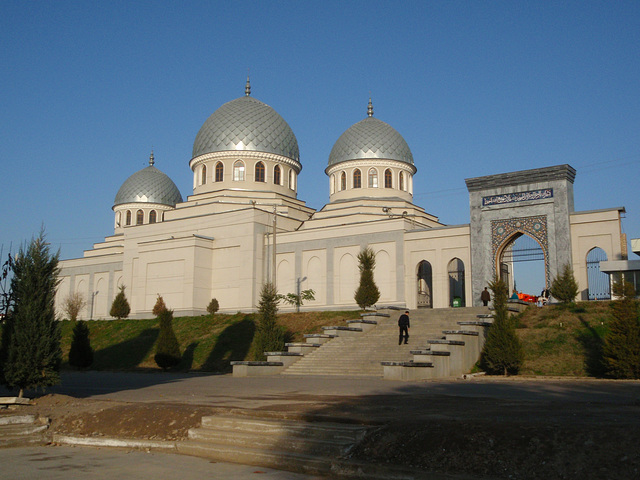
(114, 153, 183, 207)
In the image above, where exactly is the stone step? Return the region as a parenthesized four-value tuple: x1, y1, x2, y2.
(0, 414, 49, 447)
(178, 441, 335, 476)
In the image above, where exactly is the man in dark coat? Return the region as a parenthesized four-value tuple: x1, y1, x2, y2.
(481, 287, 491, 306)
(398, 310, 410, 345)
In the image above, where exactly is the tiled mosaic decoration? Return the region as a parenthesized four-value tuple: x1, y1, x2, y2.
(491, 215, 550, 287)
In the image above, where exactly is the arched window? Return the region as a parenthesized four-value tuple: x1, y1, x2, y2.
(149, 210, 157, 224)
(368, 168, 378, 188)
(215, 162, 224, 182)
(233, 161, 245, 181)
(274, 165, 281, 185)
(201, 165, 207, 185)
(255, 162, 265, 182)
(399, 172, 405, 191)
(384, 169, 392, 188)
(340, 172, 346, 191)
(353, 169, 361, 188)
(126, 210, 132, 226)
(136, 209, 144, 225)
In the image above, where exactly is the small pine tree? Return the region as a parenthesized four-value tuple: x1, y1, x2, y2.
(602, 281, 640, 379)
(154, 309, 181, 371)
(207, 298, 219, 315)
(354, 246, 380, 309)
(252, 282, 285, 360)
(152, 294, 167, 316)
(550, 263, 579, 304)
(68, 320, 93, 369)
(479, 276, 524, 375)
(0, 232, 62, 397)
(110, 285, 131, 319)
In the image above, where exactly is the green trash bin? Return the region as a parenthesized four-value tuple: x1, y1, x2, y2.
(452, 296, 462, 308)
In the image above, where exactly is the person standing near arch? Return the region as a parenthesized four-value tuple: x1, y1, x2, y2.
(481, 287, 491, 306)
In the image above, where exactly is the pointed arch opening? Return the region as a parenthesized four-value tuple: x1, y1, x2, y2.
(384, 168, 392, 188)
(233, 160, 245, 181)
(255, 161, 265, 182)
(215, 161, 224, 182)
(201, 164, 207, 185)
(368, 168, 378, 188)
(353, 169, 361, 188)
(587, 247, 610, 300)
(497, 232, 547, 299)
(274, 165, 281, 185)
(149, 210, 157, 224)
(448, 258, 466, 307)
(417, 260, 433, 308)
(136, 209, 144, 225)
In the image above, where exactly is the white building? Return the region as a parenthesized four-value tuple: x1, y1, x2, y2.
(56, 81, 628, 319)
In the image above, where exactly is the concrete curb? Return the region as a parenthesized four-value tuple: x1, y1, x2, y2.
(53, 434, 177, 451)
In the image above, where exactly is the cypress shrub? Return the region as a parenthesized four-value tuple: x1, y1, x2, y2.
(354, 246, 380, 309)
(110, 285, 130, 319)
(252, 282, 285, 360)
(207, 298, 219, 315)
(479, 276, 524, 375)
(154, 309, 181, 371)
(602, 281, 640, 379)
(68, 320, 93, 369)
(152, 294, 167, 316)
(550, 263, 579, 304)
(0, 232, 62, 397)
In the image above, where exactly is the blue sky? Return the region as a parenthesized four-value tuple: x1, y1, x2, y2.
(1, 1, 639, 294)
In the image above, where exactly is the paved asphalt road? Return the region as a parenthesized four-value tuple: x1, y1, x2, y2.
(0, 445, 326, 480)
(26, 371, 640, 409)
(3, 373, 640, 479)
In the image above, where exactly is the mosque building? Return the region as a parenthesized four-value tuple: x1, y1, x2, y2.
(56, 80, 629, 319)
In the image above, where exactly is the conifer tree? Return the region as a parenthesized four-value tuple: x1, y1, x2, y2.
(354, 246, 380, 309)
(152, 294, 167, 316)
(154, 309, 181, 370)
(252, 282, 285, 360)
(110, 285, 130, 319)
(602, 281, 640, 379)
(550, 263, 579, 304)
(0, 232, 62, 397)
(479, 276, 524, 375)
(68, 320, 93, 369)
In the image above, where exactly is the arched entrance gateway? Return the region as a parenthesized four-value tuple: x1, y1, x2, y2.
(466, 165, 576, 306)
(416, 261, 432, 308)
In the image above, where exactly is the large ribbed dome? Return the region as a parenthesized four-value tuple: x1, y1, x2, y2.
(192, 94, 300, 163)
(114, 158, 183, 207)
(328, 116, 414, 167)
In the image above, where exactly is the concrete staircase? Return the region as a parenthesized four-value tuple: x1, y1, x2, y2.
(0, 414, 49, 447)
(178, 412, 379, 477)
(281, 307, 489, 377)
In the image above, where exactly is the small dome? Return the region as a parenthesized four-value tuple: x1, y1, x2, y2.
(192, 95, 300, 163)
(328, 116, 414, 167)
(114, 157, 183, 207)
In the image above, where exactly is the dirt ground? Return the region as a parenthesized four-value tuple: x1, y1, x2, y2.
(4, 386, 640, 480)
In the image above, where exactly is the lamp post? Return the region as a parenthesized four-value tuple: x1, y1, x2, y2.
(89, 291, 98, 320)
(296, 276, 307, 313)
